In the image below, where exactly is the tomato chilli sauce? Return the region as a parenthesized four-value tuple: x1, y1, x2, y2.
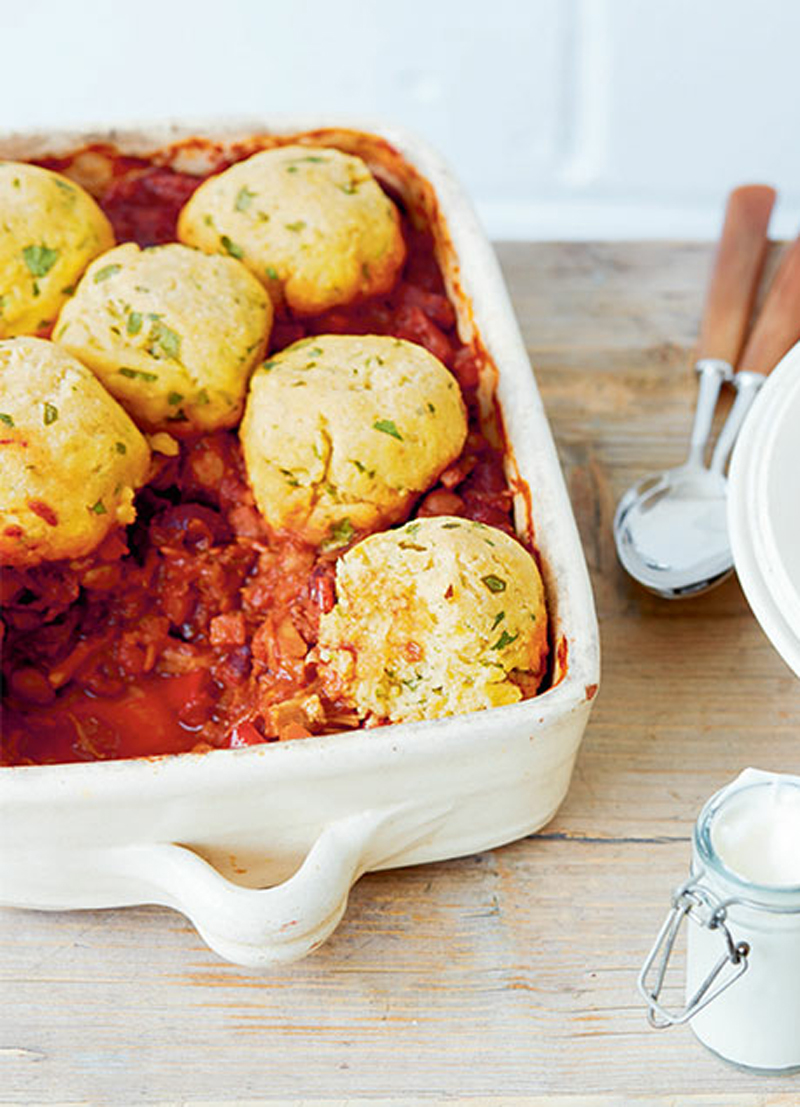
(1, 152, 519, 766)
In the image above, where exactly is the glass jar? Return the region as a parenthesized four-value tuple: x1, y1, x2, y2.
(639, 769, 800, 1072)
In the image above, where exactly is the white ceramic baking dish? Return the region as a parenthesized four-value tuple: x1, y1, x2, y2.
(0, 118, 599, 966)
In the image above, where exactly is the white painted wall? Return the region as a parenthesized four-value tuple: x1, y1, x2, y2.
(1, 0, 798, 239)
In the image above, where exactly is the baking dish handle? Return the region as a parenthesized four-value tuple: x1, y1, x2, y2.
(111, 802, 450, 966)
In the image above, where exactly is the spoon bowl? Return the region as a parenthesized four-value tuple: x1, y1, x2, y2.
(613, 363, 769, 598)
(614, 357, 738, 598)
(614, 464, 732, 597)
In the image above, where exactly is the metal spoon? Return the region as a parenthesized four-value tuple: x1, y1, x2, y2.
(614, 185, 792, 598)
(618, 230, 800, 598)
(616, 360, 750, 597)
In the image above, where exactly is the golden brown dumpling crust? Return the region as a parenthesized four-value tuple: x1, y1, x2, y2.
(239, 334, 468, 547)
(54, 242, 272, 433)
(0, 162, 115, 339)
(177, 145, 405, 316)
(0, 337, 150, 566)
(316, 516, 549, 723)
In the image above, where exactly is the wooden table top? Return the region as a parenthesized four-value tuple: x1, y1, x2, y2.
(3, 242, 800, 1105)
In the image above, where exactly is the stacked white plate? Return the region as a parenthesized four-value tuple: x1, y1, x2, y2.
(729, 340, 800, 678)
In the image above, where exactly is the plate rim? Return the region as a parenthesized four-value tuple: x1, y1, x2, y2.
(729, 340, 800, 678)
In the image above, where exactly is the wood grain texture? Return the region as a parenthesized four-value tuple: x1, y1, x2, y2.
(2, 242, 799, 1104)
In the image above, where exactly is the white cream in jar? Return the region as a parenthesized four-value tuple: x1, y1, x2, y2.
(640, 769, 800, 1072)
(711, 778, 800, 886)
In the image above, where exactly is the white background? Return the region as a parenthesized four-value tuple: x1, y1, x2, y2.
(1, 0, 798, 240)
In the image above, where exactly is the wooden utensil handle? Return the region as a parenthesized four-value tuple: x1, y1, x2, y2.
(697, 184, 776, 364)
(738, 233, 800, 373)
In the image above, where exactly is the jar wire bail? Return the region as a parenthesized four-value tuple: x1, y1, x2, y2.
(638, 875, 750, 1028)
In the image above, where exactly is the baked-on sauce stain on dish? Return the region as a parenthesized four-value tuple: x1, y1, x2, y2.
(1, 145, 544, 766)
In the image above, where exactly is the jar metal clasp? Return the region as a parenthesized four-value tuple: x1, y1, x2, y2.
(638, 875, 750, 1028)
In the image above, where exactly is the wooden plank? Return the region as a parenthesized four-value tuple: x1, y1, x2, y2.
(3, 243, 799, 1103)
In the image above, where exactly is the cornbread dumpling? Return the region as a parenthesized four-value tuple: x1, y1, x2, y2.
(0, 337, 150, 566)
(54, 243, 272, 433)
(317, 517, 548, 723)
(0, 161, 115, 339)
(177, 145, 405, 315)
(240, 335, 467, 546)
